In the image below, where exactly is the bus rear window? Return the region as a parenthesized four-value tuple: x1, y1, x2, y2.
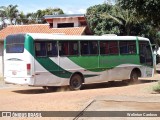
(6, 34, 25, 53)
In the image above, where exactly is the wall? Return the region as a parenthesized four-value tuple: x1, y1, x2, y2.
(53, 17, 79, 28)
(0, 42, 3, 77)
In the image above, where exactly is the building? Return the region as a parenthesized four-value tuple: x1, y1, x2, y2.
(0, 14, 92, 76)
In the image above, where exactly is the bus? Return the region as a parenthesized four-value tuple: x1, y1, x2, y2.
(3, 33, 154, 90)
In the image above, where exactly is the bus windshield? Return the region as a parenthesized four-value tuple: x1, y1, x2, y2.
(6, 34, 25, 53)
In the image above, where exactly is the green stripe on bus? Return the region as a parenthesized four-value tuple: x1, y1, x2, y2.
(69, 55, 140, 72)
(36, 57, 99, 78)
(25, 35, 98, 78)
(36, 57, 72, 78)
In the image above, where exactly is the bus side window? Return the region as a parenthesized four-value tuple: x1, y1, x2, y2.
(120, 41, 136, 54)
(35, 42, 47, 57)
(100, 41, 109, 55)
(128, 41, 136, 54)
(81, 41, 89, 55)
(81, 41, 98, 55)
(109, 41, 119, 54)
(47, 42, 58, 57)
(120, 41, 128, 54)
(59, 41, 69, 56)
(139, 41, 153, 66)
(69, 41, 79, 55)
(89, 41, 98, 55)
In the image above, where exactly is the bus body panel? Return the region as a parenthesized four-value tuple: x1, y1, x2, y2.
(4, 50, 35, 85)
(34, 60, 63, 86)
(3, 33, 154, 87)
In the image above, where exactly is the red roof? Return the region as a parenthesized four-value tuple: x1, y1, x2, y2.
(0, 24, 87, 41)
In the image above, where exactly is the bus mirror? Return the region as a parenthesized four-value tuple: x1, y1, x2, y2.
(156, 54, 160, 64)
(152, 44, 159, 52)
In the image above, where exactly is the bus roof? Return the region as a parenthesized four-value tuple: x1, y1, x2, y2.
(13, 33, 151, 41)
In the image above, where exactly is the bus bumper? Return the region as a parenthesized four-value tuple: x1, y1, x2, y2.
(4, 77, 35, 85)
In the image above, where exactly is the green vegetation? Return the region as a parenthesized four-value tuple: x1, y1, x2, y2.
(0, 5, 64, 28)
(0, 5, 19, 28)
(117, 0, 160, 26)
(117, 0, 160, 45)
(86, 4, 143, 36)
(153, 83, 160, 93)
(86, 2, 160, 45)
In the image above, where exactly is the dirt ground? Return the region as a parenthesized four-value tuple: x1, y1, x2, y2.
(0, 72, 160, 120)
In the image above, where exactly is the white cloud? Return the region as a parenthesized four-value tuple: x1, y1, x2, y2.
(78, 9, 86, 14)
(63, 8, 86, 14)
(67, 11, 74, 14)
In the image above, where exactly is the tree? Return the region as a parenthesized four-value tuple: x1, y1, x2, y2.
(86, 3, 145, 36)
(0, 4, 19, 27)
(101, 5, 141, 35)
(117, 0, 160, 45)
(117, 0, 160, 26)
(86, 3, 120, 35)
(26, 8, 64, 24)
(16, 12, 28, 25)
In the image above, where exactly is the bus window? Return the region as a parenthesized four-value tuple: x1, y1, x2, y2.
(89, 41, 98, 55)
(6, 34, 25, 53)
(120, 41, 128, 54)
(128, 41, 136, 54)
(100, 41, 109, 55)
(139, 41, 153, 66)
(59, 41, 68, 56)
(81, 41, 89, 55)
(120, 41, 136, 54)
(35, 42, 47, 57)
(59, 41, 79, 56)
(47, 42, 58, 57)
(81, 41, 98, 55)
(69, 41, 79, 55)
(109, 41, 119, 54)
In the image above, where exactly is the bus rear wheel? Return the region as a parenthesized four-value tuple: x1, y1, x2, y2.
(70, 74, 83, 90)
(130, 71, 138, 83)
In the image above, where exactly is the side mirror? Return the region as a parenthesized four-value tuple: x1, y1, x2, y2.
(152, 44, 159, 52)
(156, 54, 160, 64)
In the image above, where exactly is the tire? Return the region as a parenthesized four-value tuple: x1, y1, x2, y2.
(70, 74, 83, 90)
(130, 71, 138, 83)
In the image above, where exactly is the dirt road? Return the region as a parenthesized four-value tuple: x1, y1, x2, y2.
(0, 74, 160, 120)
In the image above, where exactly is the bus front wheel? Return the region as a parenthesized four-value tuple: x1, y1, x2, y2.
(70, 74, 83, 90)
(130, 71, 138, 83)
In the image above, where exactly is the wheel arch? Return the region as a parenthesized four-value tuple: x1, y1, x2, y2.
(131, 68, 142, 77)
(70, 72, 85, 83)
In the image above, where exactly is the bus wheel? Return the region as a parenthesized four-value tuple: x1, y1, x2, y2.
(70, 74, 83, 90)
(130, 71, 138, 83)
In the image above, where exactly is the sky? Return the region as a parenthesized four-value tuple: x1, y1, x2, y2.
(0, 0, 115, 14)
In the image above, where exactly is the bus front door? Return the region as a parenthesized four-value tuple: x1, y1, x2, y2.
(139, 41, 153, 77)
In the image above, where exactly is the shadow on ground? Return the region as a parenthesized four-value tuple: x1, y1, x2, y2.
(12, 79, 158, 94)
(81, 79, 158, 90)
(156, 70, 160, 74)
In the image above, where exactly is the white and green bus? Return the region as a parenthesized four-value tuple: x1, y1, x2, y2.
(3, 33, 154, 90)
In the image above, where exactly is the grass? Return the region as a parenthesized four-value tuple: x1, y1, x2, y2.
(153, 83, 160, 93)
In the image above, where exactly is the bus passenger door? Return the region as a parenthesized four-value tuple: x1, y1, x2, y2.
(139, 41, 153, 77)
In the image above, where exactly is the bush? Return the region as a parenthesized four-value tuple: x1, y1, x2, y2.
(153, 83, 160, 92)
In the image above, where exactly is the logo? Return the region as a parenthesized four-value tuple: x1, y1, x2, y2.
(2, 112, 11, 117)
